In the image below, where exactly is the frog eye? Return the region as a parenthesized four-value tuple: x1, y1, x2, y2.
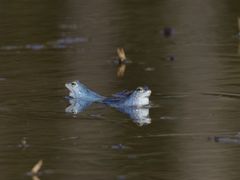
(136, 87, 143, 92)
(71, 82, 77, 86)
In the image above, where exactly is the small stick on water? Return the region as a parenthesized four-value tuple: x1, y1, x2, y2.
(117, 48, 127, 63)
(31, 160, 43, 175)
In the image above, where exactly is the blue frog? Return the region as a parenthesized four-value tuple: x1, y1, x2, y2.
(65, 81, 105, 102)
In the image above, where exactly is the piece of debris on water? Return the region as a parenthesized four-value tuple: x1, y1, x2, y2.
(161, 27, 175, 38)
(117, 48, 127, 63)
(210, 133, 240, 144)
(18, 137, 29, 149)
(165, 55, 175, 61)
(27, 160, 43, 177)
(31, 160, 43, 174)
(114, 47, 132, 65)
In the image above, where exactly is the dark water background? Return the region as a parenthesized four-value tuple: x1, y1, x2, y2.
(1, 0, 240, 179)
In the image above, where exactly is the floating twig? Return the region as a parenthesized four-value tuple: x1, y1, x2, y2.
(117, 48, 127, 63)
(31, 160, 43, 175)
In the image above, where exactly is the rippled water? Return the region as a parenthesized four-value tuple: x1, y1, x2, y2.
(1, 1, 240, 180)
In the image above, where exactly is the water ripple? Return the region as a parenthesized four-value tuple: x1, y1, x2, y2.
(0, 36, 88, 51)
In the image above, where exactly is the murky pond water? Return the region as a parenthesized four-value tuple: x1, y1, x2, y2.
(1, 1, 240, 179)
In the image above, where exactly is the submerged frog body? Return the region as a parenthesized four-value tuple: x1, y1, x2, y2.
(65, 80, 151, 107)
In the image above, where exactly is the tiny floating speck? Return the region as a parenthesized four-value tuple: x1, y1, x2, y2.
(165, 55, 175, 61)
(18, 137, 29, 149)
(161, 27, 175, 38)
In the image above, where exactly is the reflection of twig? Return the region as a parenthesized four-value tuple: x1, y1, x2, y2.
(32, 175, 40, 180)
(117, 48, 127, 63)
(117, 64, 126, 77)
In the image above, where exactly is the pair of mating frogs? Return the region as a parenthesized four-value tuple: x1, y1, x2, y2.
(65, 81, 152, 126)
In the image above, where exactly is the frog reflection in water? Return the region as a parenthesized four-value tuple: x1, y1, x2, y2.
(65, 81, 152, 126)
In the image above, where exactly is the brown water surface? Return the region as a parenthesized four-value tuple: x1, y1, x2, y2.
(1, 1, 240, 180)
